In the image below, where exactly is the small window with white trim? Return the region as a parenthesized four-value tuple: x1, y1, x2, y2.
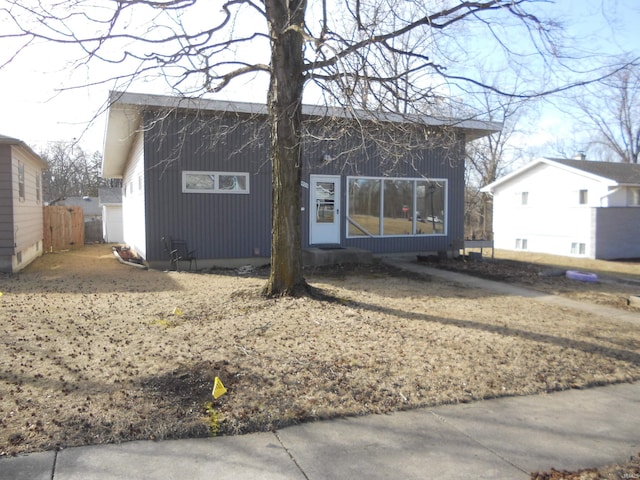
(182, 171, 250, 194)
(520, 192, 528, 205)
(578, 189, 588, 205)
(515, 238, 528, 250)
(571, 242, 586, 255)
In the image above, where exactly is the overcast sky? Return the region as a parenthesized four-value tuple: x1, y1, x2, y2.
(0, 1, 638, 158)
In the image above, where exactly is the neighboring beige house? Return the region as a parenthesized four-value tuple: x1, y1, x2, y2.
(0, 134, 48, 273)
(482, 157, 640, 260)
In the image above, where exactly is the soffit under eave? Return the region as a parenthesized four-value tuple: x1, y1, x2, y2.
(102, 104, 142, 178)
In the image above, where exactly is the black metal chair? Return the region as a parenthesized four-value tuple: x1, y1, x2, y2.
(161, 236, 179, 271)
(162, 236, 197, 272)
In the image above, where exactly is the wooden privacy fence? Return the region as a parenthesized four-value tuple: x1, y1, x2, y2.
(44, 206, 85, 252)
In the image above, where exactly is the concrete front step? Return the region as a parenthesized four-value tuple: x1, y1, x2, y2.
(303, 247, 373, 266)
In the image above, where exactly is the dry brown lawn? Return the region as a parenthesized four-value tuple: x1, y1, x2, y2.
(1, 244, 639, 458)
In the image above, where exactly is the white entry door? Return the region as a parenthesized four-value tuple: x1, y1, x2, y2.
(309, 175, 341, 245)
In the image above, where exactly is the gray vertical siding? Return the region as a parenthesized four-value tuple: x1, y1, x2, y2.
(302, 129, 466, 253)
(0, 145, 15, 270)
(594, 207, 640, 259)
(143, 111, 272, 262)
(141, 108, 468, 261)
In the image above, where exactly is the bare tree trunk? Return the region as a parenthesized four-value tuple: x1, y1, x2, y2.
(263, 0, 308, 297)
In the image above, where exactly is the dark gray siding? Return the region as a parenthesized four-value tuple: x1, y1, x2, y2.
(301, 129, 466, 253)
(141, 109, 467, 261)
(594, 207, 640, 259)
(0, 144, 15, 270)
(143, 111, 272, 262)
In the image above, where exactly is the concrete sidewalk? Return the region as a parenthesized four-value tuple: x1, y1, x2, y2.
(1, 382, 639, 479)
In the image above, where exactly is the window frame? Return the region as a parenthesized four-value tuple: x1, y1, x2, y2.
(182, 171, 250, 195)
(35, 170, 41, 203)
(578, 189, 588, 205)
(18, 162, 25, 201)
(346, 175, 447, 238)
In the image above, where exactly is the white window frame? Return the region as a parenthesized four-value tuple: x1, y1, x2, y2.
(578, 189, 588, 205)
(515, 238, 528, 250)
(182, 171, 250, 194)
(520, 191, 529, 206)
(571, 242, 586, 255)
(18, 162, 25, 201)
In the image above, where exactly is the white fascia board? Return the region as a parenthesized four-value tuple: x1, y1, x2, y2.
(481, 157, 620, 193)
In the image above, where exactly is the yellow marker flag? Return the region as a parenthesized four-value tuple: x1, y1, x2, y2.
(172, 307, 183, 317)
(212, 377, 227, 399)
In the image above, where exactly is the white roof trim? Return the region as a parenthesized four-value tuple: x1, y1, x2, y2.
(103, 90, 502, 178)
(481, 157, 620, 193)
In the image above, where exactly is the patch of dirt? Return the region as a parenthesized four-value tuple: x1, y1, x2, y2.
(1, 245, 639, 480)
(531, 452, 640, 479)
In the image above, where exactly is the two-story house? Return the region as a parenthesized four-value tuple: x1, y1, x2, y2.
(481, 157, 640, 260)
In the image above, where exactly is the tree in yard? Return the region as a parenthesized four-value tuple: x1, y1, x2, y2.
(571, 62, 640, 164)
(40, 141, 109, 204)
(1, 1, 629, 295)
(465, 83, 532, 239)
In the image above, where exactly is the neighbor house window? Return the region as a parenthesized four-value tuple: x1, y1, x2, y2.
(347, 176, 446, 237)
(521, 191, 528, 205)
(579, 189, 588, 205)
(629, 188, 640, 206)
(35, 171, 41, 202)
(515, 238, 528, 250)
(182, 171, 250, 194)
(571, 242, 586, 255)
(18, 163, 25, 200)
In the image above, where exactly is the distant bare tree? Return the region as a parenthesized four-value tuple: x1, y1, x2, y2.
(465, 82, 532, 239)
(573, 62, 640, 163)
(40, 142, 105, 203)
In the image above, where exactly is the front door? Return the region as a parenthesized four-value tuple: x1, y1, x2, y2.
(309, 175, 341, 245)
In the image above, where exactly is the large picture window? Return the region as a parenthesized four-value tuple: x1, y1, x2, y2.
(347, 176, 446, 237)
(182, 171, 249, 194)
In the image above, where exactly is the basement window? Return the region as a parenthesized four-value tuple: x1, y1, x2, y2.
(182, 171, 250, 194)
(571, 242, 586, 255)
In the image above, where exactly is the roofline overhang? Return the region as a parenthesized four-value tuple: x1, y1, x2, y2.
(103, 90, 502, 178)
(481, 157, 624, 193)
(0, 136, 48, 169)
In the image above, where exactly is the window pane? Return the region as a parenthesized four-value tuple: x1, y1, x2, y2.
(579, 189, 588, 204)
(18, 163, 25, 199)
(348, 178, 380, 236)
(383, 180, 414, 235)
(315, 181, 335, 223)
(185, 173, 215, 191)
(219, 174, 248, 191)
(416, 181, 444, 234)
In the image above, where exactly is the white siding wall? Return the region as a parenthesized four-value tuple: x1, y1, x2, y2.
(121, 132, 147, 258)
(11, 147, 44, 271)
(492, 163, 608, 258)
